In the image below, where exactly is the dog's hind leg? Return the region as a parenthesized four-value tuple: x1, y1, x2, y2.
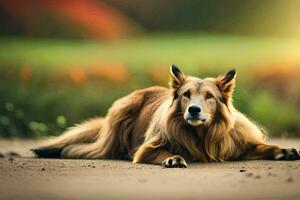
(32, 118, 103, 158)
(241, 143, 300, 161)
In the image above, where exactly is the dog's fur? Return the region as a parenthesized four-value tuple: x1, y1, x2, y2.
(33, 66, 300, 167)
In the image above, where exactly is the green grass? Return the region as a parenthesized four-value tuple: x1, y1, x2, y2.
(1, 33, 300, 72)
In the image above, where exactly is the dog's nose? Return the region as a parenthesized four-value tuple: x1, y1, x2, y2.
(188, 105, 201, 116)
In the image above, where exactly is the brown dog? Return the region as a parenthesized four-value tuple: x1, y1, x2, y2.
(33, 65, 300, 168)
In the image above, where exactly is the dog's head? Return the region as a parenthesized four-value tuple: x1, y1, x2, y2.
(169, 65, 236, 127)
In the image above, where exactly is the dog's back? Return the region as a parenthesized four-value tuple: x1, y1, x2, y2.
(33, 86, 170, 159)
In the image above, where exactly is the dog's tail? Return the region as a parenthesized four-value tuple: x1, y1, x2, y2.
(32, 118, 103, 158)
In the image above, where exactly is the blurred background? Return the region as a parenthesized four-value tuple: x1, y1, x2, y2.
(0, 0, 299, 138)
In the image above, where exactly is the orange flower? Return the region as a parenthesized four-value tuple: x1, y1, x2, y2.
(149, 64, 169, 82)
(20, 65, 32, 81)
(70, 67, 86, 84)
(89, 63, 128, 83)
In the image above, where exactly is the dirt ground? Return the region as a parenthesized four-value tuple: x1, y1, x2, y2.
(1, 139, 300, 200)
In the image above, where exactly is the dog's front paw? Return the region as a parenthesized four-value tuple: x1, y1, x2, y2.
(162, 155, 188, 168)
(275, 148, 300, 160)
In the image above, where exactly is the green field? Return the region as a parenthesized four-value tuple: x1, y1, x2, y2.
(2, 34, 300, 71)
(0, 34, 299, 137)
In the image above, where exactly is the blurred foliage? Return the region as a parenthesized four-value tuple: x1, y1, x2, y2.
(0, 34, 299, 137)
(104, 0, 300, 36)
(2, 0, 300, 38)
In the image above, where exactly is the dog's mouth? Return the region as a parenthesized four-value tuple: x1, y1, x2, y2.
(185, 114, 208, 127)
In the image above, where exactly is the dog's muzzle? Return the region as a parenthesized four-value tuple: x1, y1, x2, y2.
(184, 105, 208, 126)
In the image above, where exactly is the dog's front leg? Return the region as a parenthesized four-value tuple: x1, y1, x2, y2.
(134, 148, 188, 168)
(241, 143, 300, 161)
(161, 154, 188, 168)
(133, 136, 188, 168)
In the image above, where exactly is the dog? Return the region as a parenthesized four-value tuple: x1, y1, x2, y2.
(33, 65, 300, 168)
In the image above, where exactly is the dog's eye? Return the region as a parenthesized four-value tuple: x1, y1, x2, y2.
(206, 93, 213, 99)
(183, 90, 190, 98)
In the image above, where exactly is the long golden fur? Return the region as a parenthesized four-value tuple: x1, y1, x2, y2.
(33, 65, 300, 167)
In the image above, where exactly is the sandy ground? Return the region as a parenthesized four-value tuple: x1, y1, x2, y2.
(1, 139, 300, 200)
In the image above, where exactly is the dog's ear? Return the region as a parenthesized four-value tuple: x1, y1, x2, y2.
(215, 69, 236, 98)
(169, 64, 186, 90)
